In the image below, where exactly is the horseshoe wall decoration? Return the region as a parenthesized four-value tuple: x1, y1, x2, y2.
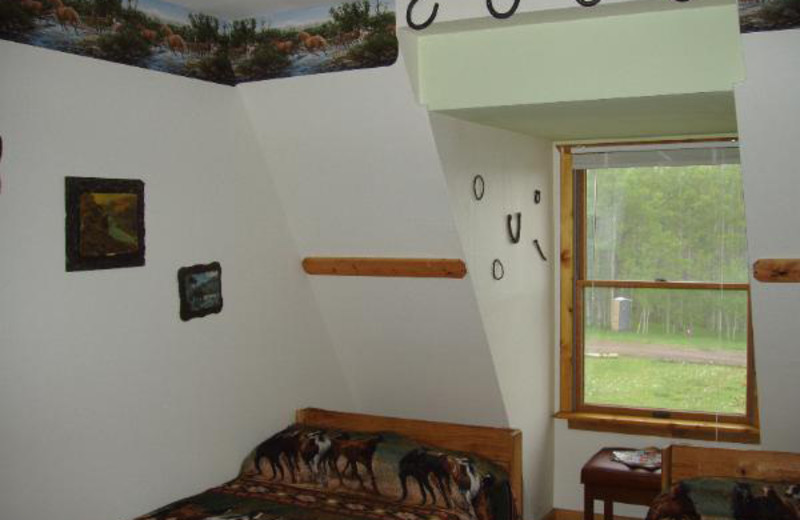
(473, 174, 485, 201)
(406, 0, 693, 30)
(533, 239, 547, 262)
(407, 0, 439, 30)
(534, 189, 541, 204)
(492, 259, 505, 280)
(487, 0, 521, 19)
(507, 212, 521, 244)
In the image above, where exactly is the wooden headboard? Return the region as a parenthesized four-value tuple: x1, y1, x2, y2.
(296, 408, 523, 518)
(663, 445, 800, 489)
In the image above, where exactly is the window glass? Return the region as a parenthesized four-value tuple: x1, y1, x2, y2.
(583, 286, 748, 415)
(585, 165, 749, 283)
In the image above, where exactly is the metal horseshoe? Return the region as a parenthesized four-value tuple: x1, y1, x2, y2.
(492, 259, 505, 280)
(473, 175, 485, 201)
(576, 0, 601, 6)
(507, 212, 521, 244)
(407, 0, 439, 30)
(534, 189, 541, 205)
(487, 0, 521, 19)
(533, 239, 547, 262)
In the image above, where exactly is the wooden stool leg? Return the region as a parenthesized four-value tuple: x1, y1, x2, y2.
(584, 490, 594, 520)
(603, 500, 613, 520)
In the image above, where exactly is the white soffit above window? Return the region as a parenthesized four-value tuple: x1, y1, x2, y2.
(572, 141, 741, 169)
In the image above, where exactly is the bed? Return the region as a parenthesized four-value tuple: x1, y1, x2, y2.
(646, 445, 800, 519)
(132, 408, 523, 520)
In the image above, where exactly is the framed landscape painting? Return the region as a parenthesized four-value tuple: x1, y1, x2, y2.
(65, 177, 145, 272)
(178, 262, 223, 322)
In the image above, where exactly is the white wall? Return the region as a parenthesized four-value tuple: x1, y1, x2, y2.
(0, 41, 354, 520)
(735, 29, 800, 452)
(237, 60, 509, 427)
(550, 28, 800, 517)
(430, 114, 555, 519)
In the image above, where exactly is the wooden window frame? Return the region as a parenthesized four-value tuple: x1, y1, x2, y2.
(556, 141, 760, 444)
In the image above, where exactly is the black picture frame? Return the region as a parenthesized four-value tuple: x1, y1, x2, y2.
(178, 262, 223, 322)
(65, 177, 145, 272)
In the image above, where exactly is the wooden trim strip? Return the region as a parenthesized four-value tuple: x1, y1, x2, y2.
(555, 411, 760, 444)
(577, 280, 750, 291)
(753, 258, 800, 282)
(577, 404, 750, 425)
(574, 170, 587, 412)
(302, 257, 467, 279)
(559, 147, 575, 413)
(746, 289, 760, 429)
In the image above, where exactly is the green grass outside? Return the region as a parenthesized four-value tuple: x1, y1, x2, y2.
(584, 356, 747, 415)
(586, 326, 746, 352)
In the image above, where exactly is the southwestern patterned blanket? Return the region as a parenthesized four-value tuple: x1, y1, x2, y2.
(132, 425, 514, 520)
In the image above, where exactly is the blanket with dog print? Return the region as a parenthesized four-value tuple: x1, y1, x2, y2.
(132, 425, 514, 520)
(646, 478, 800, 520)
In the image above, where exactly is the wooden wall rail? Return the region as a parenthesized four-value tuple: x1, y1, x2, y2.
(302, 257, 467, 279)
(753, 259, 800, 282)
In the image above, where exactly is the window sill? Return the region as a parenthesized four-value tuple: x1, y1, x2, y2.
(554, 411, 760, 444)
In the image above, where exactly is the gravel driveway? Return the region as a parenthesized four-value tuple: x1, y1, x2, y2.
(585, 339, 747, 367)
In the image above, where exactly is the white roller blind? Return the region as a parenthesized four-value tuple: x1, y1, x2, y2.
(572, 141, 740, 169)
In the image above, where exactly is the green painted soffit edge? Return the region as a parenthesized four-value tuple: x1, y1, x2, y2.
(437, 91, 739, 141)
(417, 0, 744, 112)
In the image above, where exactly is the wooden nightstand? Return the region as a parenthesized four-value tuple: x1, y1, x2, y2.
(581, 448, 662, 520)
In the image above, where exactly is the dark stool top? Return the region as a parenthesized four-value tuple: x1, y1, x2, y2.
(581, 448, 662, 491)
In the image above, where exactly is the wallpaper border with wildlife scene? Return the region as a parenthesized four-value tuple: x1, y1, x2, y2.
(65, 176, 145, 272)
(738, 0, 800, 33)
(0, 0, 397, 85)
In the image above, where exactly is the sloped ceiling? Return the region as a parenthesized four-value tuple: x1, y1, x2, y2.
(236, 59, 510, 429)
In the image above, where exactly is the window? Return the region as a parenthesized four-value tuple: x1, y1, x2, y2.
(557, 139, 760, 443)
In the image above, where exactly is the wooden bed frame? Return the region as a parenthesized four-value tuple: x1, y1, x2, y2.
(662, 444, 800, 489)
(295, 408, 524, 518)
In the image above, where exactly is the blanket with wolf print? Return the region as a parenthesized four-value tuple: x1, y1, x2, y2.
(646, 478, 800, 520)
(132, 425, 514, 520)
